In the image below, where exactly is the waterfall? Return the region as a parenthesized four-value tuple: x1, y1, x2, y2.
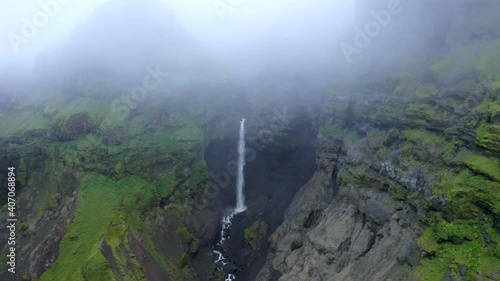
(212, 119, 247, 280)
(235, 118, 246, 213)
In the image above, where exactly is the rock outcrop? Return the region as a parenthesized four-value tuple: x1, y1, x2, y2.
(256, 125, 420, 281)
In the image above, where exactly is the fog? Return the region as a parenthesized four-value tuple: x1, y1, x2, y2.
(1, 0, 499, 95)
(0, 0, 356, 96)
(1, 0, 353, 76)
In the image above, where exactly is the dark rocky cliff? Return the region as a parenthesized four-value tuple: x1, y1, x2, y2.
(0, 0, 499, 281)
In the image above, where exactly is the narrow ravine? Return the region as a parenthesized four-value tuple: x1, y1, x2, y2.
(205, 113, 317, 280)
(213, 211, 239, 281)
(213, 119, 247, 280)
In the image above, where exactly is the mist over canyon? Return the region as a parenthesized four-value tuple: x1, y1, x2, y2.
(0, 0, 499, 280)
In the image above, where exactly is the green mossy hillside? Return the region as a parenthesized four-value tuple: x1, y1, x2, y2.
(39, 172, 195, 281)
(325, 41, 500, 279)
(0, 82, 231, 280)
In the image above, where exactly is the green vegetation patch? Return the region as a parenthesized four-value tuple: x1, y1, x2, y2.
(475, 123, 500, 153)
(177, 225, 194, 244)
(244, 220, 269, 250)
(430, 40, 500, 90)
(416, 237, 500, 281)
(417, 167, 500, 280)
(0, 110, 50, 138)
(419, 228, 439, 255)
(414, 84, 439, 100)
(40, 173, 119, 281)
(435, 169, 500, 218)
(403, 129, 446, 148)
(40, 173, 159, 281)
(321, 122, 344, 138)
(455, 150, 500, 182)
(405, 103, 437, 122)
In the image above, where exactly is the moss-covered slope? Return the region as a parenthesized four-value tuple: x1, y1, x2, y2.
(319, 39, 500, 280)
(0, 80, 241, 281)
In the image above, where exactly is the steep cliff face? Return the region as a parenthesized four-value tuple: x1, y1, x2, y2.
(256, 131, 420, 281)
(253, 1, 500, 279)
(256, 42, 500, 280)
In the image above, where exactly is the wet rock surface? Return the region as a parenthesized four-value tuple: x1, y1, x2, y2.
(255, 128, 420, 281)
(205, 108, 317, 281)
